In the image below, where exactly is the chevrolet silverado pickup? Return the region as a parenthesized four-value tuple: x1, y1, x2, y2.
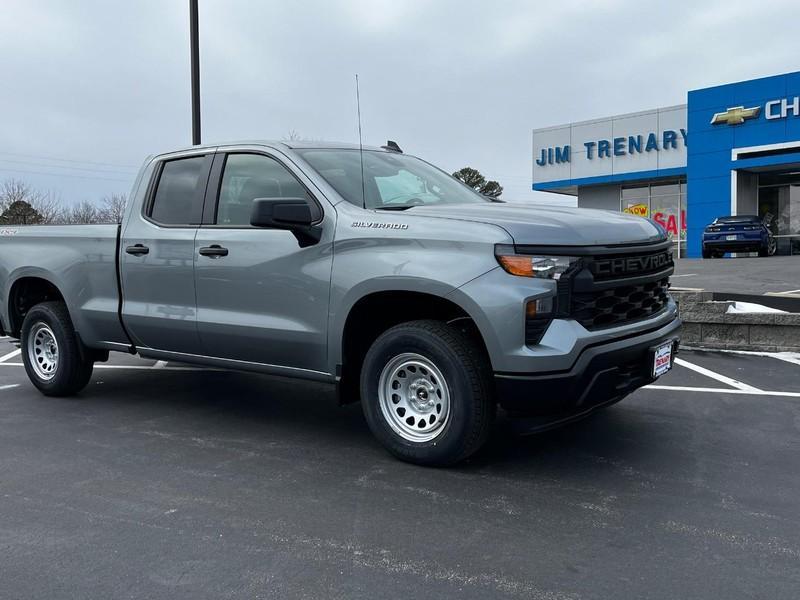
(0, 141, 680, 465)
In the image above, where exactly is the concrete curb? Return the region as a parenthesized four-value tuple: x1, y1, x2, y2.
(672, 291, 800, 352)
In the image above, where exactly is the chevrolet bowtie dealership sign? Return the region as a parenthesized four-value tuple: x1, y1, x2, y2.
(532, 70, 800, 259)
(710, 105, 761, 126)
(710, 97, 799, 125)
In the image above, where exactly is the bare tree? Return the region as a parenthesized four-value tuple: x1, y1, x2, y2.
(0, 177, 124, 225)
(0, 179, 63, 223)
(1, 179, 37, 213)
(61, 200, 100, 225)
(97, 193, 127, 223)
(284, 129, 302, 141)
(30, 191, 63, 224)
(283, 129, 323, 142)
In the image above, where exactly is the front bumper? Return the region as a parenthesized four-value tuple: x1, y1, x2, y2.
(494, 315, 681, 420)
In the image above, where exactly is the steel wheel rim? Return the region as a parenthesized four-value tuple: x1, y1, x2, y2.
(378, 352, 451, 442)
(28, 323, 59, 381)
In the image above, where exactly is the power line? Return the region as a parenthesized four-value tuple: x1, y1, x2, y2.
(0, 157, 138, 176)
(0, 166, 132, 183)
(0, 151, 138, 170)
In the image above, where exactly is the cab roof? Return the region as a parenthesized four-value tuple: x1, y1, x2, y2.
(164, 140, 388, 154)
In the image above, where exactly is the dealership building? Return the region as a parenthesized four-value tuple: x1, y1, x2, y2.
(532, 70, 800, 257)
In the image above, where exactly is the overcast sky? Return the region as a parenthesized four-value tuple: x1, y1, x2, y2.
(1, 0, 798, 207)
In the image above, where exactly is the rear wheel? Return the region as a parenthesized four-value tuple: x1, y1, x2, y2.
(20, 301, 94, 396)
(759, 237, 777, 257)
(360, 320, 494, 466)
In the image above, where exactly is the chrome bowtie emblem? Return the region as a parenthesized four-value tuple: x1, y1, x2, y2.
(710, 105, 761, 126)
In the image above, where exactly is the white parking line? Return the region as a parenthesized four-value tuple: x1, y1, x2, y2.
(646, 385, 800, 398)
(674, 357, 762, 392)
(0, 384, 19, 391)
(0, 349, 21, 363)
(680, 347, 800, 368)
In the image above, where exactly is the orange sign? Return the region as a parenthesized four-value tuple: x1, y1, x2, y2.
(624, 203, 648, 217)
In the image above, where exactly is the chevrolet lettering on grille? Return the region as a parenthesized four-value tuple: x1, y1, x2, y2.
(591, 252, 672, 277)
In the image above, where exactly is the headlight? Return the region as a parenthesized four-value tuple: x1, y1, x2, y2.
(495, 246, 578, 279)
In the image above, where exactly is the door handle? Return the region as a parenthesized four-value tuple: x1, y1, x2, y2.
(198, 245, 229, 258)
(125, 244, 149, 256)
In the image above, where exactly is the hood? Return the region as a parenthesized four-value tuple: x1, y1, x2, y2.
(408, 203, 665, 246)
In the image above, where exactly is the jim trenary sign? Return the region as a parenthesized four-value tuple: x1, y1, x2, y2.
(535, 128, 688, 166)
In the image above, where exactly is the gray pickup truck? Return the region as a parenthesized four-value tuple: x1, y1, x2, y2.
(0, 141, 680, 465)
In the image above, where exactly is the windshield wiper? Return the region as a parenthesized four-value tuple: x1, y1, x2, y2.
(374, 205, 414, 211)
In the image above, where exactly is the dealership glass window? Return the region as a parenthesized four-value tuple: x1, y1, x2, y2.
(621, 185, 650, 218)
(620, 179, 687, 256)
(758, 172, 800, 255)
(651, 183, 680, 196)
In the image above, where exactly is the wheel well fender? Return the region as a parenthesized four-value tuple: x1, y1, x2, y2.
(333, 283, 496, 404)
(6, 276, 66, 338)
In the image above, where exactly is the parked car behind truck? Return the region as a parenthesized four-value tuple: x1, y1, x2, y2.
(0, 141, 681, 465)
(702, 215, 776, 258)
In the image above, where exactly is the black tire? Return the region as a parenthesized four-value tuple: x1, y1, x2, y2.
(360, 320, 495, 466)
(759, 238, 777, 257)
(702, 248, 712, 258)
(20, 301, 94, 396)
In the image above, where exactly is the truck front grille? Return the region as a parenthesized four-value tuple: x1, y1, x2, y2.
(554, 243, 674, 331)
(571, 277, 670, 330)
(513, 240, 674, 335)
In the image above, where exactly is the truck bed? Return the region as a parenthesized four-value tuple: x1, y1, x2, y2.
(0, 225, 128, 346)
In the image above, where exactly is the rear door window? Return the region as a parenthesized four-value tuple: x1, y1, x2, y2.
(149, 156, 209, 225)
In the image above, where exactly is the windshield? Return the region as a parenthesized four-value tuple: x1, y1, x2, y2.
(296, 149, 489, 209)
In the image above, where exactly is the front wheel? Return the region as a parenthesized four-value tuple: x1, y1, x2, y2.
(360, 320, 495, 466)
(20, 301, 94, 396)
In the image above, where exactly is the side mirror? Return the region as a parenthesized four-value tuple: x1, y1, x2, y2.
(250, 197, 321, 247)
(250, 197, 315, 229)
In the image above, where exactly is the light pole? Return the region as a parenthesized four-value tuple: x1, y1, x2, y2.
(189, 0, 201, 145)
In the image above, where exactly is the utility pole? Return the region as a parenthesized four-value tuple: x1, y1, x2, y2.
(189, 0, 201, 145)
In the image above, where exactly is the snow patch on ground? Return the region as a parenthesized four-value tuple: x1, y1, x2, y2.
(726, 301, 786, 314)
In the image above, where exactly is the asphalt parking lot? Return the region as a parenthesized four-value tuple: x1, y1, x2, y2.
(673, 255, 800, 296)
(1, 338, 799, 599)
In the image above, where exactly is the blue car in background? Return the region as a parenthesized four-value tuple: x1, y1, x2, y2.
(702, 215, 776, 258)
